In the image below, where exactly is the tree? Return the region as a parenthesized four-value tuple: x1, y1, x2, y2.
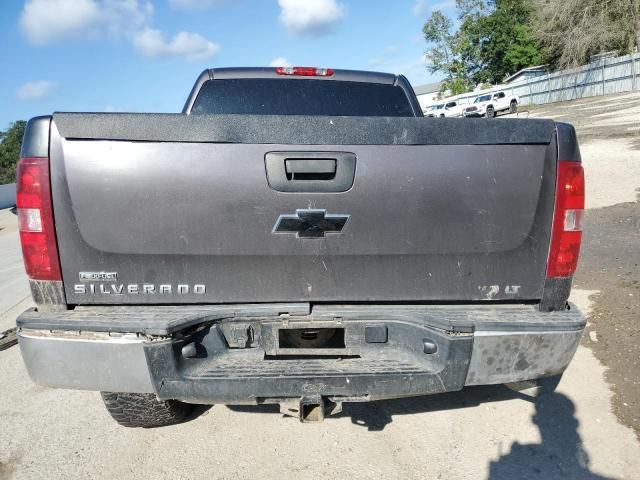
(465, 0, 544, 84)
(423, 10, 474, 94)
(0, 121, 26, 185)
(456, 0, 488, 19)
(423, 0, 545, 92)
(532, 0, 640, 68)
(633, 0, 640, 51)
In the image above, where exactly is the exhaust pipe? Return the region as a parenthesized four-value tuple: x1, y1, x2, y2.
(299, 396, 325, 423)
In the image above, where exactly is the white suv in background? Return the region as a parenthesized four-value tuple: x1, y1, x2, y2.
(463, 91, 518, 118)
(425, 100, 464, 118)
(424, 104, 442, 116)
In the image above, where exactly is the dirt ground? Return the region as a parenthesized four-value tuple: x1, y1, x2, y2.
(578, 203, 640, 439)
(529, 92, 640, 439)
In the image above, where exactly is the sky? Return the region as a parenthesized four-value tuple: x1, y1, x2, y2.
(0, 0, 456, 129)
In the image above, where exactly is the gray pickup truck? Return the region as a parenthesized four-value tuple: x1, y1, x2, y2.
(15, 67, 585, 427)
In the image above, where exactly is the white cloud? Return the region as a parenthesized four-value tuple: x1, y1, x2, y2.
(278, 0, 345, 37)
(19, 0, 153, 45)
(17, 81, 56, 101)
(133, 28, 220, 60)
(412, 0, 456, 17)
(268, 57, 291, 67)
(20, 0, 220, 62)
(169, 0, 227, 9)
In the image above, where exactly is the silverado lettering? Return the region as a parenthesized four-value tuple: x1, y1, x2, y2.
(73, 284, 206, 295)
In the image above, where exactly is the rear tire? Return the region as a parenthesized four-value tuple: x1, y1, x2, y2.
(509, 100, 518, 114)
(486, 106, 496, 118)
(101, 392, 192, 428)
(0, 328, 18, 351)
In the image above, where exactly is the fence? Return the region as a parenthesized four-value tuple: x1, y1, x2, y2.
(446, 52, 640, 107)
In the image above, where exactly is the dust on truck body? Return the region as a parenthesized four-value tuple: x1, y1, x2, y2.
(15, 67, 585, 427)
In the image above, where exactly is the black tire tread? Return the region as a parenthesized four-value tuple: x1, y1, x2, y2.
(101, 392, 192, 428)
(0, 328, 18, 352)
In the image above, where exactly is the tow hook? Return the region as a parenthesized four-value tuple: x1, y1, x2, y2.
(299, 395, 326, 423)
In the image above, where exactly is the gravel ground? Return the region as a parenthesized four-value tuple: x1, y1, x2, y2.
(1, 92, 639, 479)
(576, 203, 640, 441)
(527, 91, 640, 148)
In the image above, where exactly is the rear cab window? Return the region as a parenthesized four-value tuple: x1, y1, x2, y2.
(190, 78, 415, 117)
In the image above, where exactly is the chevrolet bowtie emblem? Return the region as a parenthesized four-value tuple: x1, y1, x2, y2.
(273, 209, 350, 238)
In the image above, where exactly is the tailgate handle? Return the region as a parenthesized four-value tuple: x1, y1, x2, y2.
(266, 152, 356, 193)
(285, 159, 336, 180)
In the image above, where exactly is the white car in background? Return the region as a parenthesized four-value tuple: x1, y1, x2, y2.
(425, 100, 464, 118)
(424, 104, 442, 116)
(463, 91, 519, 118)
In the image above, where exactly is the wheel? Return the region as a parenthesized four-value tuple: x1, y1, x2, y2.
(509, 100, 518, 114)
(486, 106, 496, 118)
(101, 392, 192, 428)
(0, 328, 18, 351)
(439, 114, 445, 118)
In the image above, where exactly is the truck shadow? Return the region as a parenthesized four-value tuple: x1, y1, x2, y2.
(345, 387, 616, 478)
(485, 391, 616, 479)
(339, 384, 520, 431)
(226, 385, 617, 479)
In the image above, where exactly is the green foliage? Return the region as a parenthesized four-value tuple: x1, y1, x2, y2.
(455, 0, 487, 19)
(423, 0, 640, 87)
(0, 121, 26, 185)
(441, 76, 471, 96)
(470, 0, 544, 84)
(423, 0, 544, 92)
(422, 11, 457, 76)
(422, 9, 475, 94)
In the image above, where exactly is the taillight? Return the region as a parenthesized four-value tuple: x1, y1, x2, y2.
(546, 161, 585, 278)
(275, 66, 334, 77)
(16, 157, 62, 281)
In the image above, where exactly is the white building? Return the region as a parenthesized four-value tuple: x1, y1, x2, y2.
(412, 82, 443, 111)
(504, 65, 548, 84)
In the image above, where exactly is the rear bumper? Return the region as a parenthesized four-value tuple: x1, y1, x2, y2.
(17, 304, 585, 404)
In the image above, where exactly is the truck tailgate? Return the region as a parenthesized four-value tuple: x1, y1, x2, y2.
(49, 114, 557, 305)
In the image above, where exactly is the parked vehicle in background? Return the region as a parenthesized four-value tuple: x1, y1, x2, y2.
(424, 103, 444, 117)
(426, 100, 464, 118)
(16, 67, 584, 428)
(464, 91, 519, 118)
